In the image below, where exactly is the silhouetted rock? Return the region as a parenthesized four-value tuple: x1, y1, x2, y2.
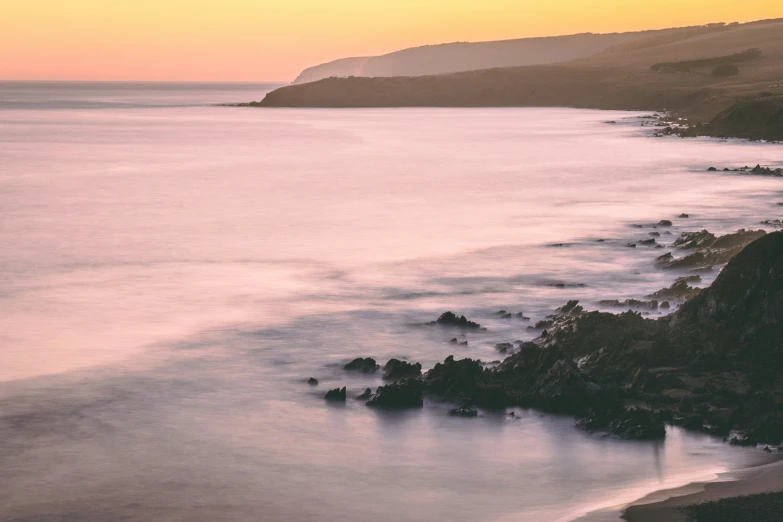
(382, 359, 422, 381)
(674, 230, 716, 249)
(308, 377, 319, 385)
(646, 280, 701, 301)
(598, 299, 658, 310)
(430, 311, 482, 329)
(356, 388, 372, 400)
(495, 342, 514, 353)
(679, 213, 690, 218)
(366, 379, 423, 408)
(657, 229, 766, 269)
(344, 357, 380, 373)
(658, 220, 673, 227)
(325, 387, 346, 401)
(608, 408, 666, 440)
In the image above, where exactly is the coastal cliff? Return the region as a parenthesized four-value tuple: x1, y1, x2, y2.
(255, 19, 783, 141)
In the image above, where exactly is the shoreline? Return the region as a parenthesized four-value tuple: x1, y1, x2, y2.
(621, 457, 783, 521)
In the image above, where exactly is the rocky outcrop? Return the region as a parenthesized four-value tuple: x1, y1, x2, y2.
(382, 359, 422, 381)
(688, 100, 783, 142)
(325, 387, 347, 401)
(320, 233, 783, 445)
(344, 357, 379, 372)
(366, 379, 424, 408)
(656, 229, 766, 269)
(429, 311, 482, 329)
(598, 299, 659, 310)
(645, 280, 701, 301)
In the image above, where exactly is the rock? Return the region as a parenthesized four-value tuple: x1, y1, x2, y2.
(344, 357, 379, 373)
(598, 299, 658, 310)
(649, 232, 661, 237)
(638, 239, 657, 246)
(655, 252, 673, 266)
(424, 356, 489, 399)
(679, 213, 690, 218)
(646, 280, 701, 301)
(308, 377, 319, 385)
(673, 230, 716, 249)
(608, 408, 666, 440)
(658, 220, 673, 227)
(382, 359, 422, 380)
(626, 243, 637, 248)
(707, 167, 718, 171)
(449, 406, 479, 417)
(556, 300, 583, 315)
(430, 311, 482, 329)
(495, 342, 514, 353)
(669, 231, 783, 382)
(449, 338, 459, 344)
(325, 387, 346, 401)
(366, 378, 423, 408)
(356, 388, 372, 400)
(660, 301, 671, 309)
(657, 229, 767, 270)
(516, 313, 531, 320)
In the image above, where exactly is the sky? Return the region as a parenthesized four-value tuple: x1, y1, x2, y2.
(2, 0, 782, 82)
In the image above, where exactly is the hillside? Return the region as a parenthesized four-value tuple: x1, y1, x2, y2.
(292, 25, 730, 84)
(257, 19, 783, 139)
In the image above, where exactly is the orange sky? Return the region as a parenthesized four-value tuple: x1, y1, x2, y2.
(2, 0, 782, 82)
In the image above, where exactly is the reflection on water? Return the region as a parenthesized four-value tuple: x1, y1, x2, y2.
(1, 84, 781, 521)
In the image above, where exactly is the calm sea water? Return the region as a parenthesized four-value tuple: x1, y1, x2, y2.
(1, 82, 782, 522)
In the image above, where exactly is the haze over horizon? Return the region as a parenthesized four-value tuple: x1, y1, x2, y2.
(3, 0, 783, 82)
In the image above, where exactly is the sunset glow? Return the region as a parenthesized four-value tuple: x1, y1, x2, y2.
(2, 0, 783, 81)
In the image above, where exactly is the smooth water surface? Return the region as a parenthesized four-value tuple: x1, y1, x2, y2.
(1, 82, 782, 521)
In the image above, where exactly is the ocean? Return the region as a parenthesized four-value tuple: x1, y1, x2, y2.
(1, 81, 781, 521)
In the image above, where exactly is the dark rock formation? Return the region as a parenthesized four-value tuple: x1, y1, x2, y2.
(687, 100, 783, 142)
(308, 377, 319, 385)
(673, 230, 716, 249)
(344, 357, 380, 373)
(495, 342, 514, 353)
(356, 388, 372, 400)
(430, 311, 482, 329)
(598, 299, 659, 310)
(657, 229, 766, 269)
(646, 280, 701, 301)
(608, 408, 666, 440)
(324, 233, 783, 445)
(705, 164, 783, 176)
(382, 359, 422, 381)
(325, 387, 347, 401)
(366, 378, 424, 408)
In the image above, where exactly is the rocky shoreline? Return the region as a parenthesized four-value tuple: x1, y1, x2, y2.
(313, 223, 783, 452)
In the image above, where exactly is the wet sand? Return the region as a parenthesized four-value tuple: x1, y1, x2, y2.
(622, 458, 783, 521)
